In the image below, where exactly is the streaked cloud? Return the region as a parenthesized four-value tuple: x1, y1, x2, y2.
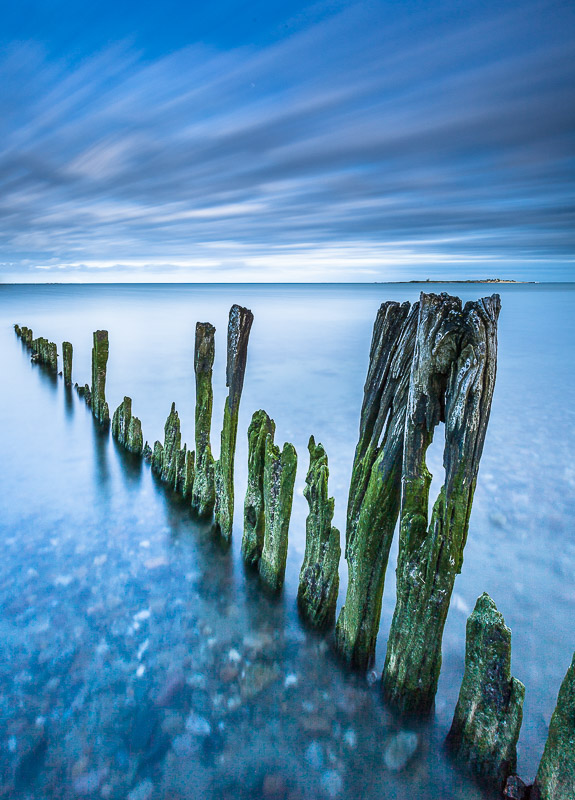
(0, 0, 573, 282)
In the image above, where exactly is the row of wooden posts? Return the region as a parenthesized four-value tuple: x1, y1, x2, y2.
(13, 300, 573, 799)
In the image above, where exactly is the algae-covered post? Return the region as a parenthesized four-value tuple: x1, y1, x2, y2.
(112, 396, 143, 455)
(214, 304, 254, 541)
(63, 341, 73, 386)
(192, 322, 216, 516)
(182, 449, 195, 499)
(242, 409, 276, 567)
(126, 416, 144, 455)
(382, 293, 500, 715)
(531, 652, 575, 800)
(91, 330, 110, 425)
(297, 436, 341, 630)
(48, 341, 57, 372)
(446, 593, 524, 790)
(259, 435, 297, 592)
(112, 396, 132, 444)
(32, 337, 58, 372)
(152, 403, 181, 487)
(335, 301, 418, 668)
(18, 326, 33, 348)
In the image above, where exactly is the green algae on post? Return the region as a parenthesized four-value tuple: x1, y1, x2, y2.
(335, 301, 418, 668)
(214, 304, 254, 541)
(126, 416, 143, 455)
(31, 336, 58, 372)
(259, 435, 297, 592)
(62, 341, 73, 386)
(91, 330, 110, 425)
(182, 448, 195, 498)
(382, 293, 501, 715)
(192, 322, 216, 516)
(111, 396, 143, 455)
(532, 651, 575, 800)
(242, 409, 276, 567)
(17, 325, 33, 348)
(297, 436, 341, 630)
(446, 593, 524, 790)
(152, 402, 182, 485)
(112, 396, 133, 444)
(152, 441, 164, 474)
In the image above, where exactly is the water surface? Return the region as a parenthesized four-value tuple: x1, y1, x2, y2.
(1, 283, 574, 799)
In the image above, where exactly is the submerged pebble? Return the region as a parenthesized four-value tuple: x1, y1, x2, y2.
(383, 731, 419, 772)
(185, 712, 212, 737)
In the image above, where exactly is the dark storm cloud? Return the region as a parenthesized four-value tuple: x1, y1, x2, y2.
(0, 0, 573, 281)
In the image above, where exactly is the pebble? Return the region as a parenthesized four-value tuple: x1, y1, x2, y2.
(301, 715, 331, 735)
(227, 695, 241, 711)
(366, 670, 378, 686)
(383, 731, 419, 772)
(185, 713, 212, 737)
(145, 556, 168, 569)
(137, 639, 149, 660)
(220, 663, 239, 682)
(305, 741, 324, 770)
(321, 770, 343, 798)
(172, 733, 201, 757)
(343, 729, 357, 748)
(54, 574, 74, 587)
(127, 779, 154, 800)
(73, 767, 108, 795)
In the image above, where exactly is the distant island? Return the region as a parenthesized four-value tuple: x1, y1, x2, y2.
(404, 278, 536, 284)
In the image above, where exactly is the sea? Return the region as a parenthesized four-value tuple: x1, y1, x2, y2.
(1, 283, 573, 799)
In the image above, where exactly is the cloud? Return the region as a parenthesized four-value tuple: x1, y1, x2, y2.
(0, 0, 573, 281)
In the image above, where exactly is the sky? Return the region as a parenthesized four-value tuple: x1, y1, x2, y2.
(0, 0, 573, 283)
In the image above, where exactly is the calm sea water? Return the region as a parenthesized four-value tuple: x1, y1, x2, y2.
(1, 283, 573, 800)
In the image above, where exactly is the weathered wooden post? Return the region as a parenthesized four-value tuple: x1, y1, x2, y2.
(214, 305, 254, 541)
(242, 409, 276, 566)
(112, 396, 144, 455)
(446, 593, 524, 790)
(382, 293, 500, 715)
(335, 301, 418, 668)
(259, 435, 297, 592)
(34, 337, 56, 370)
(531, 652, 575, 800)
(297, 436, 341, 630)
(182, 449, 195, 498)
(91, 330, 110, 425)
(192, 322, 216, 516)
(63, 342, 73, 386)
(152, 403, 181, 485)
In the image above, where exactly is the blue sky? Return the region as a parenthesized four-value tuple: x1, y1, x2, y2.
(1, 0, 573, 282)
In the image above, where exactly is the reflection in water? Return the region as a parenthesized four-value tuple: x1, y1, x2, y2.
(112, 438, 143, 488)
(92, 414, 111, 498)
(0, 284, 574, 799)
(63, 385, 74, 420)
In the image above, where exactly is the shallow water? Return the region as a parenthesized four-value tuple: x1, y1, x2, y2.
(1, 283, 573, 800)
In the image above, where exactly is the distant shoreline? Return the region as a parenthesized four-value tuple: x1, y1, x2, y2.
(0, 279, 549, 286)
(402, 279, 536, 284)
